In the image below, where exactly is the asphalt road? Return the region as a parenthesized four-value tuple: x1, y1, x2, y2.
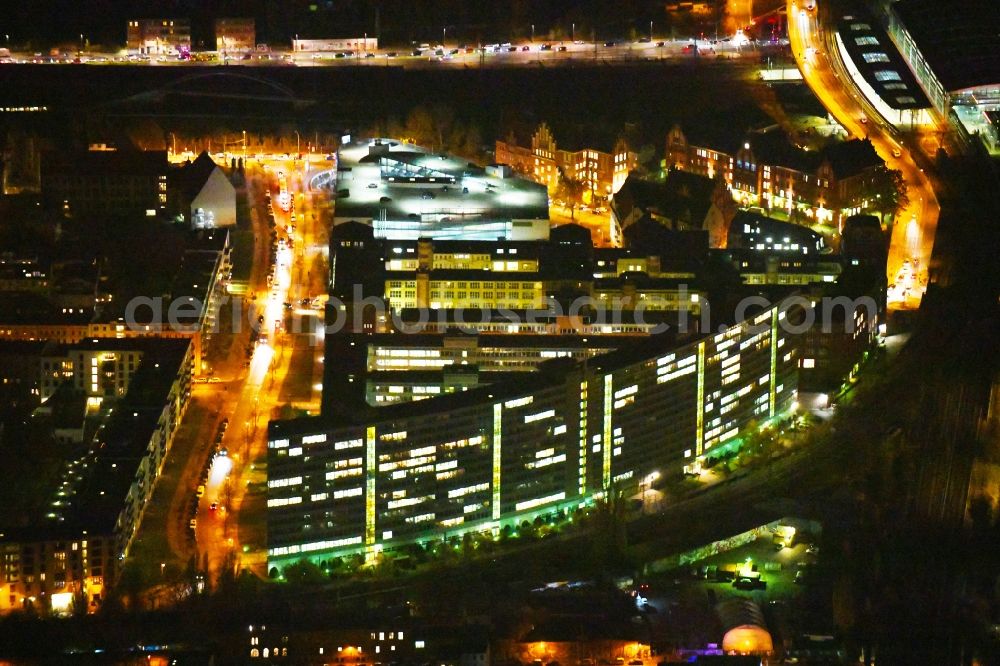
(6, 39, 773, 69)
(786, 0, 940, 311)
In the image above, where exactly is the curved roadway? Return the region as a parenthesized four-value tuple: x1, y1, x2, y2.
(787, 0, 940, 309)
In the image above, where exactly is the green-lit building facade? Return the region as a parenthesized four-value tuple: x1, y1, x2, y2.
(266, 302, 798, 570)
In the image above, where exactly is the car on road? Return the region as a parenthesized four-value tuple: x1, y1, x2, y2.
(210, 502, 218, 511)
(521, 45, 530, 51)
(558, 45, 568, 52)
(540, 44, 552, 51)
(411, 49, 422, 56)
(364, 52, 375, 58)
(656, 41, 666, 47)
(189, 518, 197, 529)
(386, 52, 397, 58)
(603, 40, 617, 47)
(892, 147, 901, 158)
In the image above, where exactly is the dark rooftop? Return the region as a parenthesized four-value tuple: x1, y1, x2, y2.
(42, 148, 169, 177)
(837, 11, 930, 110)
(892, 0, 1000, 92)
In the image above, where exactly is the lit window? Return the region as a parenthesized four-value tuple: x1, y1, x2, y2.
(874, 70, 901, 82)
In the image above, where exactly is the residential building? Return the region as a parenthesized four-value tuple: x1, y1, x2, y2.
(41, 148, 170, 218)
(495, 122, 637, 201)
(0, 254, 49, 293)
(215, 18, 255, 54)
(126, 19, 191, 56)
(38, 340, 145, 402)
(0, 338, 194, 615)
(666, 125, 886, 229)
(611, 171, 737, 247)
(0, 230, 231, 373)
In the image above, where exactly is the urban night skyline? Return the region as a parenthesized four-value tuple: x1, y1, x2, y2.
(0, 1, 998, 665)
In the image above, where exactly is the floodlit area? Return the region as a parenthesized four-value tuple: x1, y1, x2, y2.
(333, 138, 550, 240)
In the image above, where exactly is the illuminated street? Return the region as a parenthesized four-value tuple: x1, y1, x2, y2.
(190, 153, 328, 582)
(786, 0, 939, 309)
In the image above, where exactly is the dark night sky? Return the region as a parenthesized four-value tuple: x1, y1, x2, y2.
(0, 1, 670, 49)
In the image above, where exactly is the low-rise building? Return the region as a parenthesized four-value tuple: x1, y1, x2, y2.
(666, 125, 886, 229)
(0, 338, 193, 615)
(169, 152, 237, 229)
(126, 19, 191, 56)
(0, 254, 49, 293)
(215, 18, 256, 55)
(292, 38, 378, 53)
(495, 122, 637, 201)
(38, 339, 145, 403)
(41, 148, 169, 218)
(611, 171, 736, 248)
(726, 211, 828, 255)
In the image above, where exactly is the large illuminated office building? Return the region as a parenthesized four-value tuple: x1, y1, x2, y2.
(266, 300, 798, 570)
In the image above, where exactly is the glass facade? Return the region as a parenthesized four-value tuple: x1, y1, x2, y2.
(266, 300, 798, 569)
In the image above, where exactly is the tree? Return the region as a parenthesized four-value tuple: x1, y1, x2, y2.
(556, 170, 586, 220)
(870, 167, 909, 224)
(589, 484, 630, 576)
(404, 105, 435, 147)
(283, 559, 327, 585)
(428, 104, 455, 153)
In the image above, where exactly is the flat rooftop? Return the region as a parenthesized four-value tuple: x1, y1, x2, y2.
(892, 0, 1000, 93)
(838, 13, 930, 111)
(334, 138, 549, 240)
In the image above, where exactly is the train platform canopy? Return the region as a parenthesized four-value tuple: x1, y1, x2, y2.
(892, 0, 1000, 92)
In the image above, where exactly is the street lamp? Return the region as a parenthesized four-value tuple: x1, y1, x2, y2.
(294, 130, 300, 156)
(571, 22, 575, 42)
(442, 26, 447, 47)
(531, 24, 535, 43)
(242, 130, 247, 163)
(650, 20, 654, 42)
